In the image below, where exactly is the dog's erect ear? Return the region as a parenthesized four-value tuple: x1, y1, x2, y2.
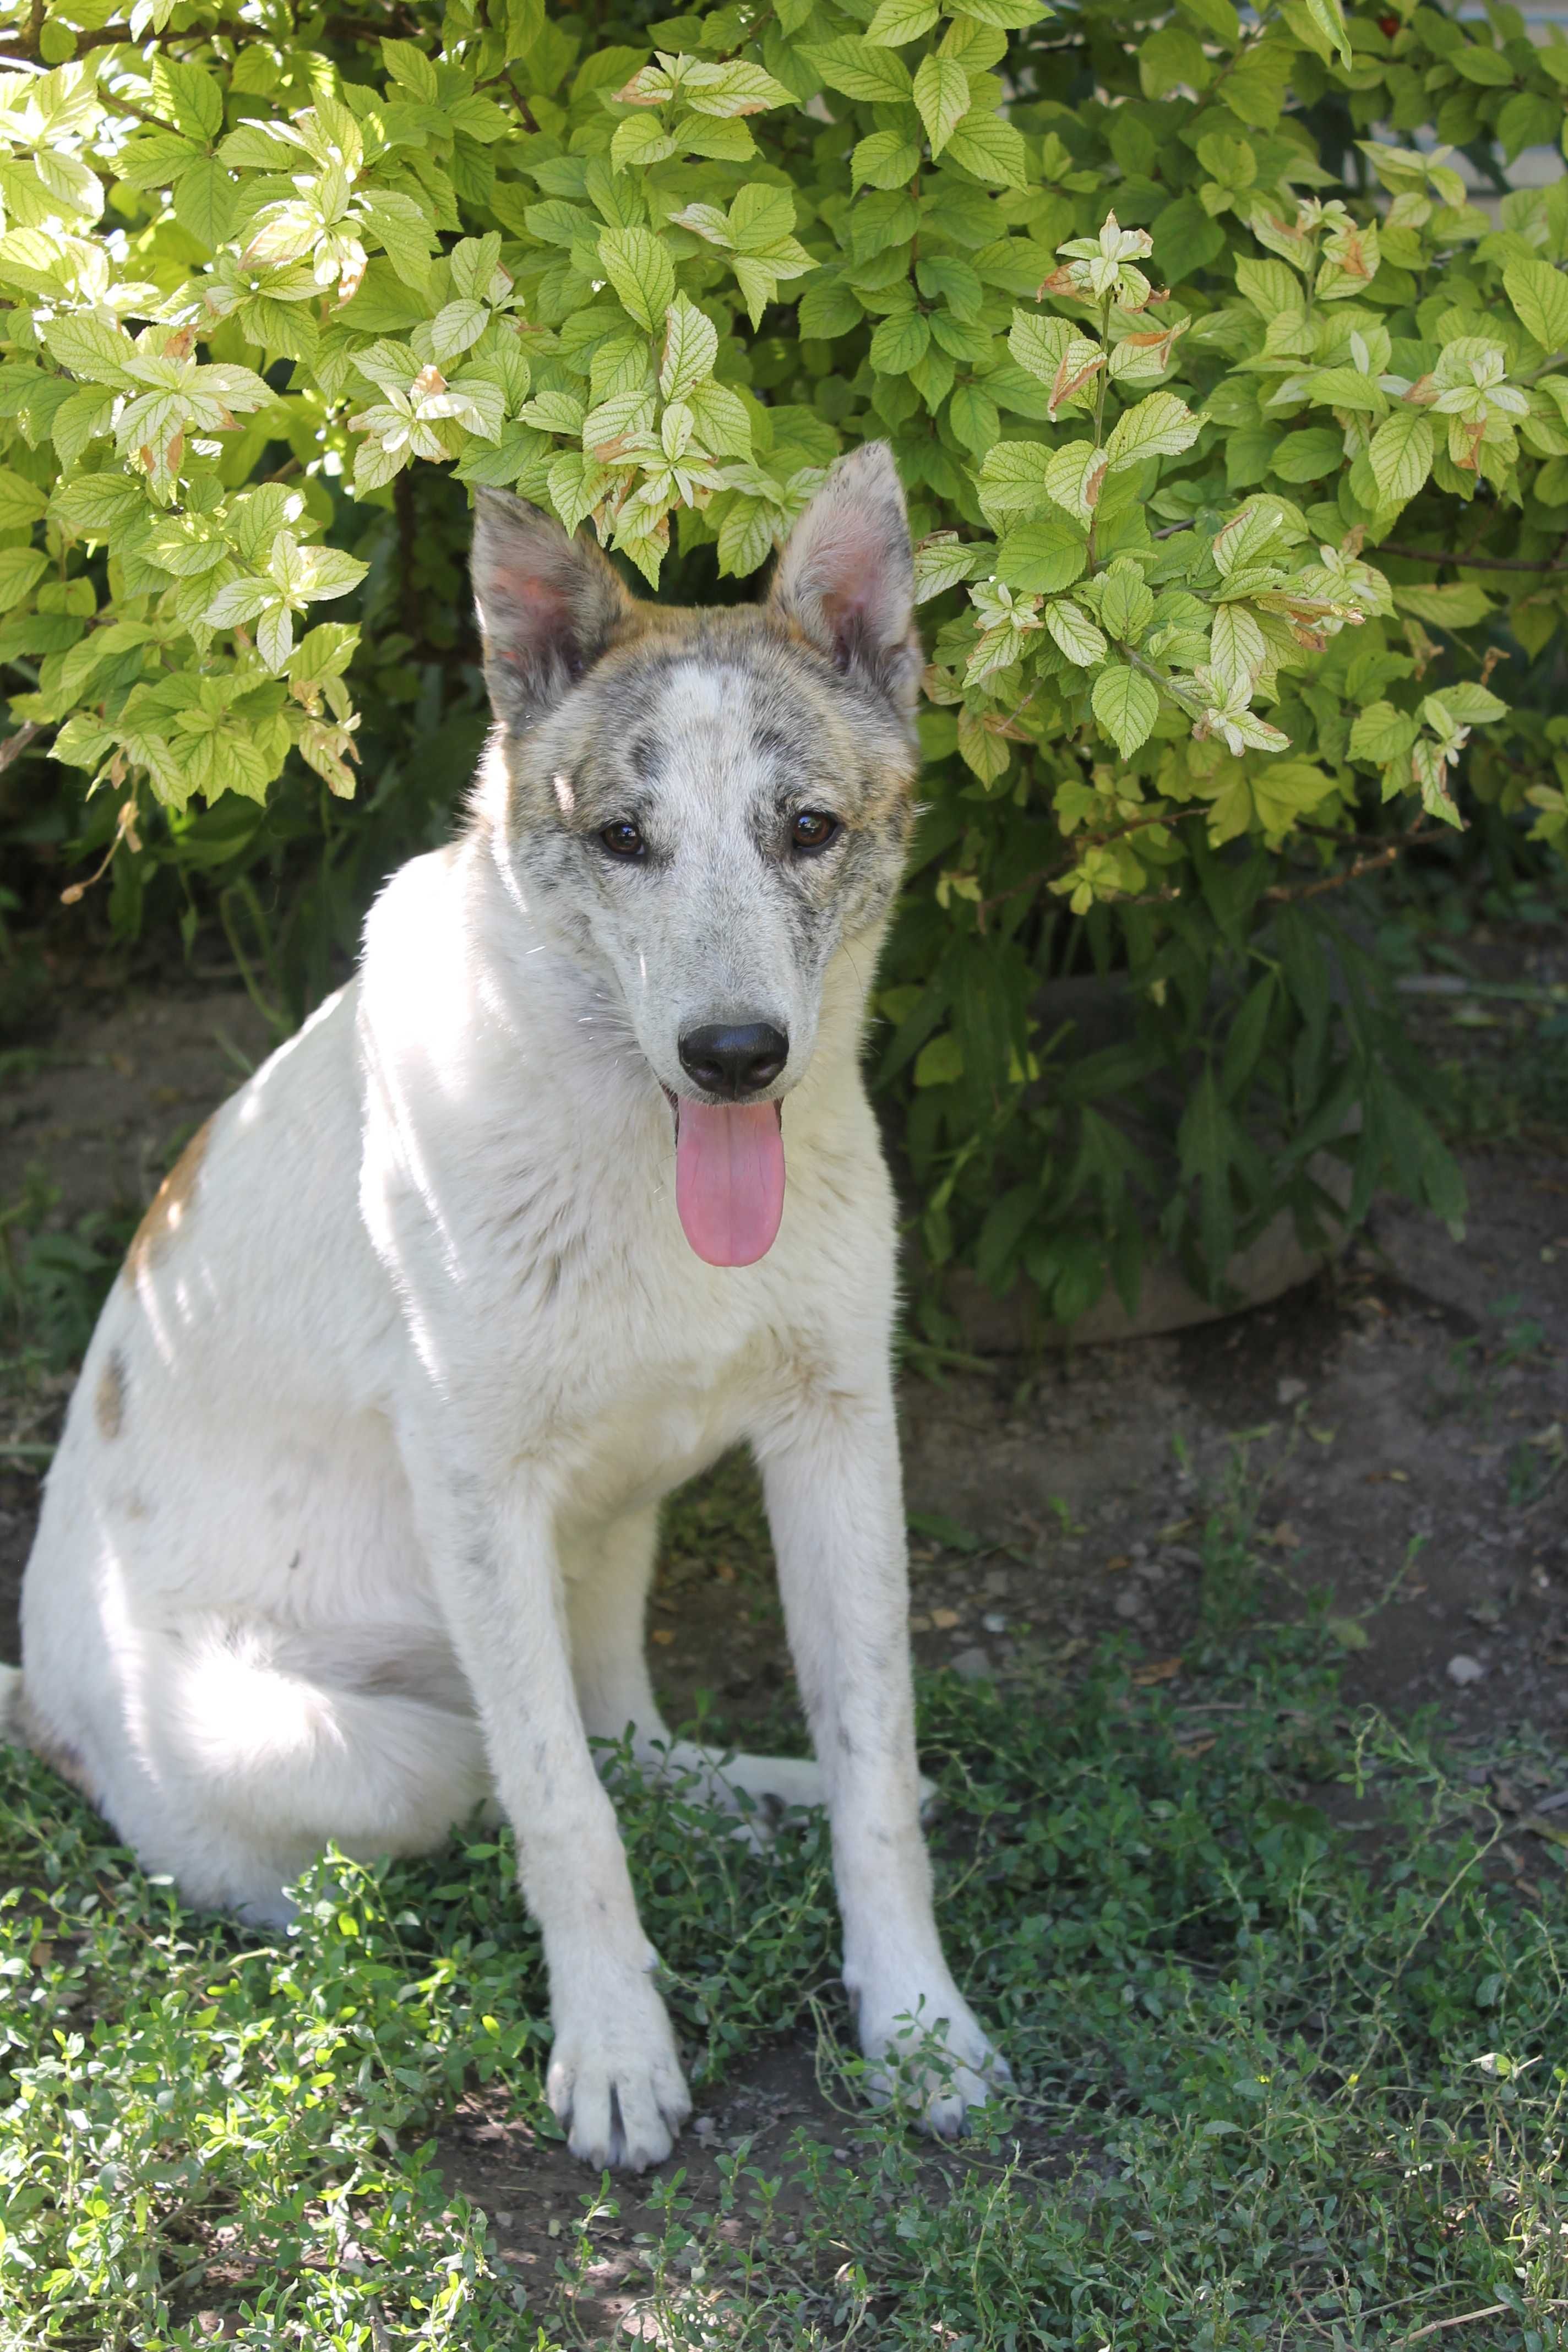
(471, 488, 631, 731)
(767, 442, 919, 711)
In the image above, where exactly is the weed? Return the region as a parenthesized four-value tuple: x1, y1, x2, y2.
(1426, 1295, 1551, 1434)
(3, 1447, 1567, 2346)
(0, 1169, 135, 1374)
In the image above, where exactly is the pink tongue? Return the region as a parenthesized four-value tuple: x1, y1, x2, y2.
(674, 1101, 785, 1267)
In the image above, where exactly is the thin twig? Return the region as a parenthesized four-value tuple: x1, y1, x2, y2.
(1393, 2308, 1510, 2345)
(1262, 824, 1431, 902)
(0, 719, 41, 773)
(1374, 542, 1568, 575)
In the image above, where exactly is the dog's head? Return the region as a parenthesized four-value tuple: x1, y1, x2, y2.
(470, 445, 922, 1266)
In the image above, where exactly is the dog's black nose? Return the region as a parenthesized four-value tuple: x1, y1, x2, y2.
(678, 1021, 789, 1099)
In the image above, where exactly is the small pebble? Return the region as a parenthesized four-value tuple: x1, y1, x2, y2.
(1278, 1376, 1308, 1406)
(981, 1611, 1008, 1634)
(950, 1646, 992, 1682)
(930, 1607, 960, 1630)
(1447, 1654, 1486, 1687)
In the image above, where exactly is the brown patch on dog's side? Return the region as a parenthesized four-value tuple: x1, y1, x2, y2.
(123, 1118, 213, 1288)
(14, 1687, 97, 1801)
(95, 1351, 126, 1440)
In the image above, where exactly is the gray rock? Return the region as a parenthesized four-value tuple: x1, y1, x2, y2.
(950, 1646, 993, 1683)
(1446, 1654, 1487, 1687)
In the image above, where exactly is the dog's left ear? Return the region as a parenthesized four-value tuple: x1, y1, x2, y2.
(767, 442, 920, 712)
(471, 487, 633, 733)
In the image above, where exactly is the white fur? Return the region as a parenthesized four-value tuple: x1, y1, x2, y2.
(12, 473, 1006, 2172)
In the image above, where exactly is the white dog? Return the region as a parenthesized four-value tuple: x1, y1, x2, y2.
(2, 444, 1006, 2169)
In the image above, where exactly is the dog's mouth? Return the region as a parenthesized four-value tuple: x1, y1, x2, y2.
(660, 1086, 785, 1270)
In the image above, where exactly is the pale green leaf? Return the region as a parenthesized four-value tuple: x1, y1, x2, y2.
(1091, 662, 1159, 755)
(1367, 407, 1434, 504)
(1045, 597, 1108, 666)
(913, 55, 971, 157)
(1104, 390, 1200, 471)
(597, 226, 677, 335)
(1503, 259, 1568, 356)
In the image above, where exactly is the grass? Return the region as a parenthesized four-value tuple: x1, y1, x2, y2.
(3, 1459, 1567, 2350)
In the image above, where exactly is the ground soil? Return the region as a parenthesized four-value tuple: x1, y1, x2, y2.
(1, 958, 1564, 2339)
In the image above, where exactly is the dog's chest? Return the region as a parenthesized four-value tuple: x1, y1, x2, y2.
(561, 1376, 750, 1528)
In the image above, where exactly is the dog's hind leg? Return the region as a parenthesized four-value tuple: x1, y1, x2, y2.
(96, 1615, 491, 1925)
(568, 1506, 835, 1828)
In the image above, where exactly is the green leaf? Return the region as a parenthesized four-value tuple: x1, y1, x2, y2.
(0, 547, 48, 610)
(1091, 662, 1159, 755)
(1303, 0, 1351, 69)
(684, 59, 796, 117)
(948, 0, 1048, 20)
(0, 470, 47, 530)
(914, 1031, 965, 1086)
(1151, 193, 1227, 283)
(1390, 581, 1494, 629)
(912, 532, 984, 600)
(1269, 427, 1341, 484)
(1449, 41, 1514, 84)
(1424, 683, 1507, 727)
(1104, 390, 1200, 471)
(864, 0, 940, 41)
(941, 113, 1027, 189)
(172, 157, 237, 247)
(1367, 407, 1434, 504)
(660, 296, 719, 402)
(870, 310, 932, 372)
(42, 313, 135, 388)
(1347, 700, 1418, 763)
(948, 382, 1000, 457)
(797, 272, 863, 339)
(597, 227, 677, 334)
(51, 472, 145, 535)
(852, 132, 922, 190)
(913, 55, 971, 157)
(430, 300, 490, 363)
(1219, 973, 1276, 1101)
(381, 36, 440, 103)
(1097, 563, 1154, 641)
(151, 55, 225, 140)
(1502, 259, 1568, 356)
(804, 37, 913, 104)
(1045, 597, 1108, 667)
(994, 518, 1087, 593)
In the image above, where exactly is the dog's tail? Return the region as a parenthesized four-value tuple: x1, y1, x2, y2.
(0, 1663, 23, 1745)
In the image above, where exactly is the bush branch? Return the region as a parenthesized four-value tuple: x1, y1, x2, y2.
(1373, 542, 1568, 575)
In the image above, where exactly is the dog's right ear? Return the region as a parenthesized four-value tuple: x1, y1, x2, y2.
(471, 489, 631, 732)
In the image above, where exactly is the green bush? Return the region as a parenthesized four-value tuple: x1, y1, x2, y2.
(0, 0, 1565, 1324)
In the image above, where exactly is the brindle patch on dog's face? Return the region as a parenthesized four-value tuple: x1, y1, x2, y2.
(470, 446, 922, 1104)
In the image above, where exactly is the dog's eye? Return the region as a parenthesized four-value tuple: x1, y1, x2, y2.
(600, 820, 645, 860)
(791, 810, 840, 853)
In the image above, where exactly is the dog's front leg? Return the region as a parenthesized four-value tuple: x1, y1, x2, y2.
(406, 1448, 690, 2170)
(756, 1393, 1009, 2133)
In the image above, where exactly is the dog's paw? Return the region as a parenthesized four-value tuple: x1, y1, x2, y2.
(857, 1983, 1010, 2138)
(546, 1981, 692, 2172)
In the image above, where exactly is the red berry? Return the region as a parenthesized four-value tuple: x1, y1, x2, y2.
(1378, 12, 1400, 32)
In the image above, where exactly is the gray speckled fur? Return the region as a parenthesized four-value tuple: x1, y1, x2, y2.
(467, 445, 922, 1099)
